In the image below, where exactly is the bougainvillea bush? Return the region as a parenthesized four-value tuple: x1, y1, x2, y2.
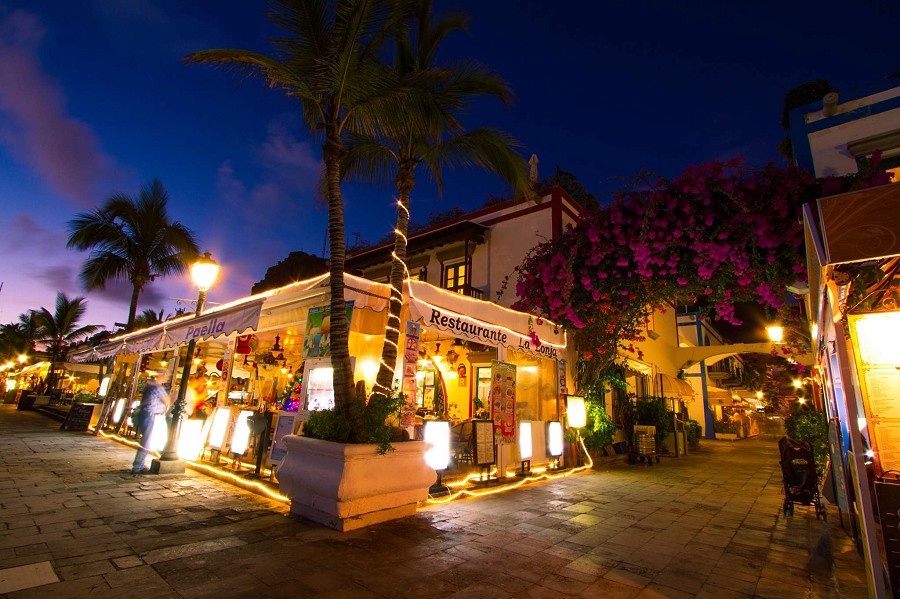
(513, 158, 892, 381)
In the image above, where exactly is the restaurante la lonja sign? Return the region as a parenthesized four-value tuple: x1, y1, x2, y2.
(427, 308, 559, 359)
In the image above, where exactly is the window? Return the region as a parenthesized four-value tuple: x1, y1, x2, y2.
(444, 261, 467, 294)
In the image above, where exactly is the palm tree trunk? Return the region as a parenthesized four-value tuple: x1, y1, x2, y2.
(373, 164, 415, 394)
(127, 282, 142, 330)
(323, 131, 356, 416)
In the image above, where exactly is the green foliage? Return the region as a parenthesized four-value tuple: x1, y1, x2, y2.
(582, 386, 616, 451)
(713, 419, 740, 435)
(303, 387, 406, 455)
(634, 395, 670, 446)
(685, 419, 702, 447)
(73, 391, 101, 404)
(784, 408, 828, 474)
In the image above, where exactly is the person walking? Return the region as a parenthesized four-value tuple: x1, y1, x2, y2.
(131, 371, 171, 474)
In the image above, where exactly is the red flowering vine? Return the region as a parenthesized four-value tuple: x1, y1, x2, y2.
(513, 158, 893, 376)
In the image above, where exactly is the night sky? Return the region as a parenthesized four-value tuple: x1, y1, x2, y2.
(1, 0, 898, 332)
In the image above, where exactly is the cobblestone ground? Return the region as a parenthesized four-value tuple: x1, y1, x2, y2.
(0, 406, 869, 598)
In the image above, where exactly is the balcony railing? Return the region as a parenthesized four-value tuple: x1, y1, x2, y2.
(447, 284, 484, 300)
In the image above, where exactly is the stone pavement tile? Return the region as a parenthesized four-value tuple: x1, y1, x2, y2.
(635, 582, 695, 599)
(650, 566, 707, 595)
(619, 548, 672, 574)
(4, 573, 111, 599)
(448, 581, 512, 599)
(603, 566, 651, 589)
(754, 575, 811, 598)
(579, 578, 640, 598)
(140, 535, 246, 565)
(706, 571, 758, 594)
(110, 555, 144, 569)
(395, 575, 464, 598)
(695, 583, 754, 598)
(759, 563, 812, 587)
(538, 569, 596, 594)
(56, 558, 117, 581)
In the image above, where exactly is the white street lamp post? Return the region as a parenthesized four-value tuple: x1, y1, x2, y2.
(156, 252, 220, 468)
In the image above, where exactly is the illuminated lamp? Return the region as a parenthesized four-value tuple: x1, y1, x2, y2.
(766, 325, 784, 344)
(5, 379, 15, 391)
(566, 396, 587, 429)
(98, 377, 111, 397)
(125, 401, 140, 427)
(207, 407, 231, 462)
(112, 399, 126, 425)
(229, 410, 254, 465)
(424, 420, 451, 496)
(566, 396, 587, 468)
(17, 354, 27, 364)
(517, 421, 532, 476)
(756, 391, 764, 400)
(359, 359, 378, 384)
(148, 414, 168, 451)
(792, 379, 802, 389)
(177, 418, 207, 461)
(546, 421, 564, 469)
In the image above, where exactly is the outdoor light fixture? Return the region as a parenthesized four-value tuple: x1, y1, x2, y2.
(566, 396, 587, 429)
(229, 410, 254, 457)
(517, 421, 532, 476)
(208, 407, 231, 454)
(157, 251, 220, 471)
(112, 399, 126, 425)
(793, 379, 802, 389)
(424, 420, 451, 496)
(766, 325, 784, 344)
(566, 396, 587, 468)
(98, 377, 111, 397)
(17, 354, 27, 364)
(177, 419, 207, 461)
(546, 421, 564, 469)
(756, 390, 764, 400)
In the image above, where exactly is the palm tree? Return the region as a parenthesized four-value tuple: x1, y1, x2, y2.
(186, 0, 414, 417)
(66, 179, 200, 330)
(33, 293, 101, 390)
(0, 312, 39, 363)
(343, 0, 530, 393)
(132, 309, 166, 330)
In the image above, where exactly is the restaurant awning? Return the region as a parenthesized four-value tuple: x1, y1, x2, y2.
(817, 183, 900, 264)
(70, 340, 126, 363)
(162, 299, 265, 349)
(706, 386, 737, 406)
(659, 374, 695, 399)
(126, 329, 166, 354)
(405, 279, 566, 358)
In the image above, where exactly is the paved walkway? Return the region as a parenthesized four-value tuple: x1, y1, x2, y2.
(0, 406, 869, 598)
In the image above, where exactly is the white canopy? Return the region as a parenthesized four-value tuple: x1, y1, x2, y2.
(706, 386, 737, 406)
(405, 279, 567, 358)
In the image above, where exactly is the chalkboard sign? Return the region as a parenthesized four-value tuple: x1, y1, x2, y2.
(874, 480, 900, 595)
(65, 403, 96, 431)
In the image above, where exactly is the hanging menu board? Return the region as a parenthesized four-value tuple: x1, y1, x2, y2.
(848, 313, 900, 476)
(472, 420, 495, 466)
(490, 360, 516, 444)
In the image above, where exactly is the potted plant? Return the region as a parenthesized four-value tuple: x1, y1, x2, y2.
(713, 419, 740, 441)
(276, 388, 434, 531)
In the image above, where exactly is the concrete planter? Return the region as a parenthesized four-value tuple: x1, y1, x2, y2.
(277, 435, 433, 531)
(715, 432, 739, 441)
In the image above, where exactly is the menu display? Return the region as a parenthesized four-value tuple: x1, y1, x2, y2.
(473, 420, 495, 466)
(849, 313, 900, 476)
(490, 360, 516, 444)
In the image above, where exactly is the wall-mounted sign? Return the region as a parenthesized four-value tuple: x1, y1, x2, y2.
(400, 321, 421, 427)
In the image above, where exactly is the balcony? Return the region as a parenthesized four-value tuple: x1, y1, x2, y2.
(447, 285, 484, 300)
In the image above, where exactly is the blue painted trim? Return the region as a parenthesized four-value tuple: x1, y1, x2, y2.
(801, 95, 900, 134)
(793, 78, 900, 116)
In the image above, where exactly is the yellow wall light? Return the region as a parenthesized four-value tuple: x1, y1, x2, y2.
(566, 396, 587, 429)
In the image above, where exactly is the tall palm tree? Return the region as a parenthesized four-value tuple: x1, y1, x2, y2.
(33, 293, 100, 390)
(67, 179, 200, 330)
(343, 0, 530, 393)
(186, 0, 413, 417)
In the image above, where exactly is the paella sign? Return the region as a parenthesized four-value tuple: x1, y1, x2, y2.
(490, 360, 516, 444)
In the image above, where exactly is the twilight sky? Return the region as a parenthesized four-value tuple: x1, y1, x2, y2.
(0, 0, 898, 332)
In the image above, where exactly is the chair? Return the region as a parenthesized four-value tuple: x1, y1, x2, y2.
(451, 421, 474, 465)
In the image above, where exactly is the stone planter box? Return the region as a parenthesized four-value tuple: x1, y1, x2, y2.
(715, 432, 739, 441)
(277, 435, 433, 531)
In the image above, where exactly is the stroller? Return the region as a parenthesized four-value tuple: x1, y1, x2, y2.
(778, 437, 826, 519)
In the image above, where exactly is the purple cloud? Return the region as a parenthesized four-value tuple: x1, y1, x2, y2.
(0, 9, 116, 207)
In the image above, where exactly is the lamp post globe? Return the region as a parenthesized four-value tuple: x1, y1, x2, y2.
(154, 252, 221, 471)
